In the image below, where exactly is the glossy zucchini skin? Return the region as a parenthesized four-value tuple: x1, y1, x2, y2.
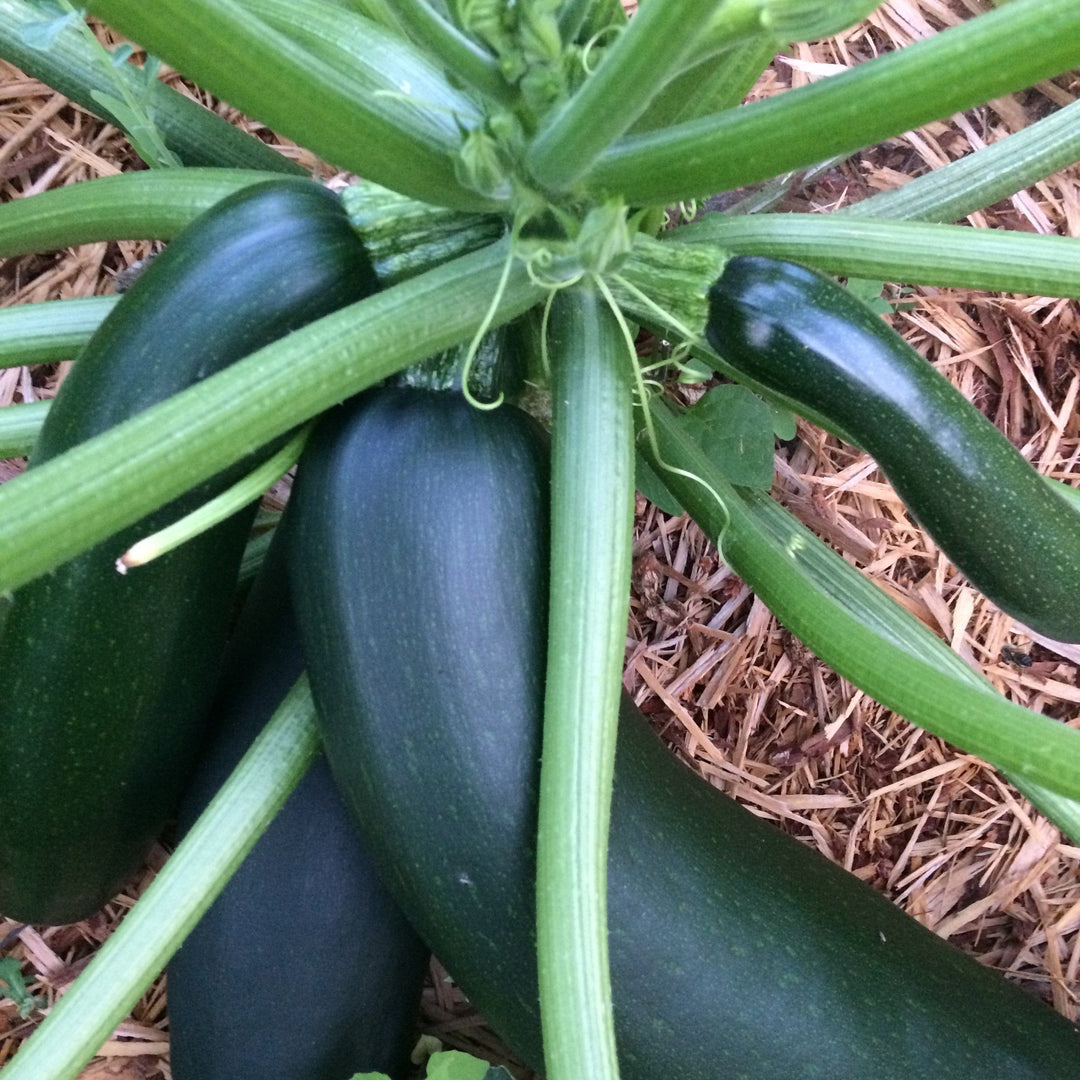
(707, 255, 1080, 642)
(288, 387, 1080, 1080)
(0, 179, 378, 925)
(168, 527, 427, 1080)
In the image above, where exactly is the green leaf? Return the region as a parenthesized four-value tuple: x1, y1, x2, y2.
(17, 10, 81, 50)
(769, 402, 797, 440)
(843, 276, 891, 315)
(0, 958, 42, 1019)
(642, 397, 1080, 805)
(425, 1050, 492, 1080)
(635, 449, 684, 515)
(682, 384, 775, 490)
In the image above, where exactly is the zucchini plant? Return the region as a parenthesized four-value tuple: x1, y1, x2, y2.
(1, 1, 1080, 1078)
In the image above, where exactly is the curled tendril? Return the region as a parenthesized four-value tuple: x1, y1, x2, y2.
(580, 24, 621, 74)
(594, 272, 729, 529)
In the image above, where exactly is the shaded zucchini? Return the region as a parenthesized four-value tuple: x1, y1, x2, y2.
(287, 386, 1080, 1080)
(0, 178, 378, 925)
(707, 255, 1080, 642)
(168, 526, 427, 1080)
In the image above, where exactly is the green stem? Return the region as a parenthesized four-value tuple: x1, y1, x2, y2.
(0, 297, 116, 368)
(0, 169, 276, 257)
(538, 286, 632, 1080)
(585, 0, 1080, 206)
(525, 0, 726, 192)
(632, 35, 776, 133)
(843, 96, 1080, 223)
(673, 214, 1080, 297)
(0, 0, 303, 173)
(642, 397, 1080, 799)
(83, 0, 494, 210)
(118, 425, 310, 570)
(0, 240, 545, 594)
(0, 678, 318, 1080)
(388, 0, 515, 106)
(235, 0, 489, 129)
(0, 400, 50, 459)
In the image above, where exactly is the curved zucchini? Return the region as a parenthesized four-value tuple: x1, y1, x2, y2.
(168, 527, 427, 1080)
(0, 178, 378, 925)
(288, 386, 1080, 1080)
(707, 255, 1080, 642)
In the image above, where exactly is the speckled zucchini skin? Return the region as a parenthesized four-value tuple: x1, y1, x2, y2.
(287, 386, 1080, 1080)
(707, 255, 1080, 642)
(0, 179, 378, 925)
(168, 528, 427, 1080)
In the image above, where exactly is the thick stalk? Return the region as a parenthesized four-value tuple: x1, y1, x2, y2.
(388, 0, 514, 106)
(641, 397, 1080, 799)
(235, 0, 489, 131)
(538, 287, 633, 1080)
(672, 214, 1080, 297)
(0, 296, 116, 368)
(0, 679, 319, 1080)
(843, 97, 1080, 224)
(0, 0, 303, 173)
(525, 0, 725, 192)
(0, 169, 276, 257)
(0, 240, 544, 593)
(585, 0, 1080, 206)
(0, 400, 49, 459)
(84, 0, 493, 210)
(632, 36, 776, 133)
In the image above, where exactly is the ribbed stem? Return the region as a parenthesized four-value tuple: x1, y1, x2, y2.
(0, 679, 319, 1080)
(525, 0, 725, 191)
(673, 214, 1080, 297)
(84, 0, 493, 209)
(0, 240, 545, 594)
(585, 0, 1080, 206)
(0, 296, 116, 368)
(0, 0, 303, 173)
(0, 169, 277, 257)
(843, 96, 1080, 223)
(538, 285, 633, 1080)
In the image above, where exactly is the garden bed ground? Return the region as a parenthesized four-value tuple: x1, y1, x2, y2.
(1, 2, 1078, 1077)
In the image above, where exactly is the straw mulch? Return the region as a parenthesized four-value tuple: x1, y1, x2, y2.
(1, 3, 1078, 1077)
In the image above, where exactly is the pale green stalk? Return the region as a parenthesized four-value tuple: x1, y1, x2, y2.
(0, 169, 276, 258)
(643, 398, 1080, 800)
(117, 425, 310, 570)
(0, 401, 50, 459)
(0, 296, 115, 368)
(0, 0, 302, 172)
(585, 0, 1080, 206)
(844, 97, 1080, 224)
(673, 214, 1080, 297)
(538, 286, 633, 1080)
(525, 0, 726, 191)
(0, 678, 319, 1080)
(388, 0, 515, 105)
(84, 0, 492, 209)
(0, 241, 545, 594)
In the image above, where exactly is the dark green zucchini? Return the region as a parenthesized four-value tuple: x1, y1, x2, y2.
(168, 525, 427, 1080)
(0, 178, 378, 925)
(288, 386, 1080, 1080)
(707, 254, 1080, 642)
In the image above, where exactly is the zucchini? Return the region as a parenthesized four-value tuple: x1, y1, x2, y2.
(0, 178, 377, 925)
(288, 386, 1080, 1080)
(706, 255, 1080, 642)
(168, 528, 427, 1080)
